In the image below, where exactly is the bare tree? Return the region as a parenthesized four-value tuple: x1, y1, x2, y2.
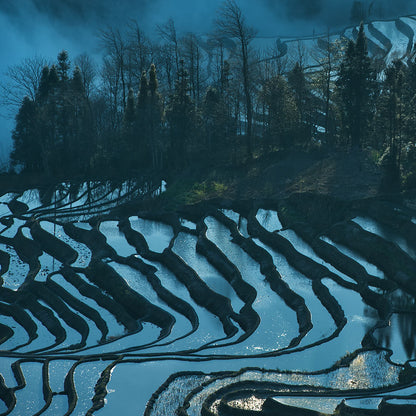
(157, 19, 180, 74)
(127, 21, 152, 90)
(262, 41, 290, 78)
(74, 53, 97, 98)
(208, 36, 226, 88)
(182, 33, 207, 104)
(311, 34, 345, 142)
(100, 56, 123, 130)
(215, 0, 257, 158)
(100, 27, 128, 108)
(290, 40, 307, 69)
(152, 43, 175, 94)
(1, 56, 48, 111)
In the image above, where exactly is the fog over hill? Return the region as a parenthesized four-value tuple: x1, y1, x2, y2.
(2, 0, 416, 36)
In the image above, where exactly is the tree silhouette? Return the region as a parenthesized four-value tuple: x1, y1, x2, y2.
(215, 0, 257, 159)
(336, 23, 376, 148)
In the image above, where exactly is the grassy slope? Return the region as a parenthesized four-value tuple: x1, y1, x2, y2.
(160, 148, 384, 209)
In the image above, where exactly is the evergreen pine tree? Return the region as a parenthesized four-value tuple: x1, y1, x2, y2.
(149, 63, 159, 94)
(57, 50, 70, 82)
(336, 22, 376, 148)
(55, 52, 73, 170)
(219, 60, 235, 138)
(148, 64, 165, 170)
(377, 61, 403, 148)
(124, 88, 136, 124)
(69, 66, 95, 174)
(402, 59, 416, 148)
(11, 97, 41, 172)
(71, 66, 84, 93)
(136, 71, 149, 166)
(48, 65, 59, 89)
(37, 66, 51, 103)
(37, 64, 60, 174)
(137, 71, 149, 111)
(203, 87, 223, 154)
(120, 88, 137, 170)
(215, 0, 257, 159)
(166, 59, 199, 167)
(288, 62, 313, 146)
(260, 75, 298, 151)
(398, 59, 416, 188)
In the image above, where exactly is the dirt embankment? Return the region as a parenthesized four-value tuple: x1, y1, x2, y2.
(239, 148, 383, 201)
(150, 148, 390, 212)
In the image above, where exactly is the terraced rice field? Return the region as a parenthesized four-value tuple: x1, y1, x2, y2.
(249, 15, 416, 70)
(0, 183, 415, 415)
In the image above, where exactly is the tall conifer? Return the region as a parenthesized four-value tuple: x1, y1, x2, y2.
(336, 23, 376, 148)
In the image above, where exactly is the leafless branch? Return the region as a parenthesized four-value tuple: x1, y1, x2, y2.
(0, 56, 48, 112)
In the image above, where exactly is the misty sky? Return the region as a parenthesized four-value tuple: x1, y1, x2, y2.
(1, 0, 416, 163)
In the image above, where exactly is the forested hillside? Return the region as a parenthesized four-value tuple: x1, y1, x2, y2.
(3, 1, 416, 193)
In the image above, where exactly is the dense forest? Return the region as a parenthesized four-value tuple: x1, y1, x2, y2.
(4, 0, 416, 190)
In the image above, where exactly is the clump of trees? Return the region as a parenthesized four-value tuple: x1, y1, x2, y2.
(4, 1, 416, 189)
(11, 51, 94, 175)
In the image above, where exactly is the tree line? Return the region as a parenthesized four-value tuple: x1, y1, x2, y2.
(5, 0, 416, 188)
